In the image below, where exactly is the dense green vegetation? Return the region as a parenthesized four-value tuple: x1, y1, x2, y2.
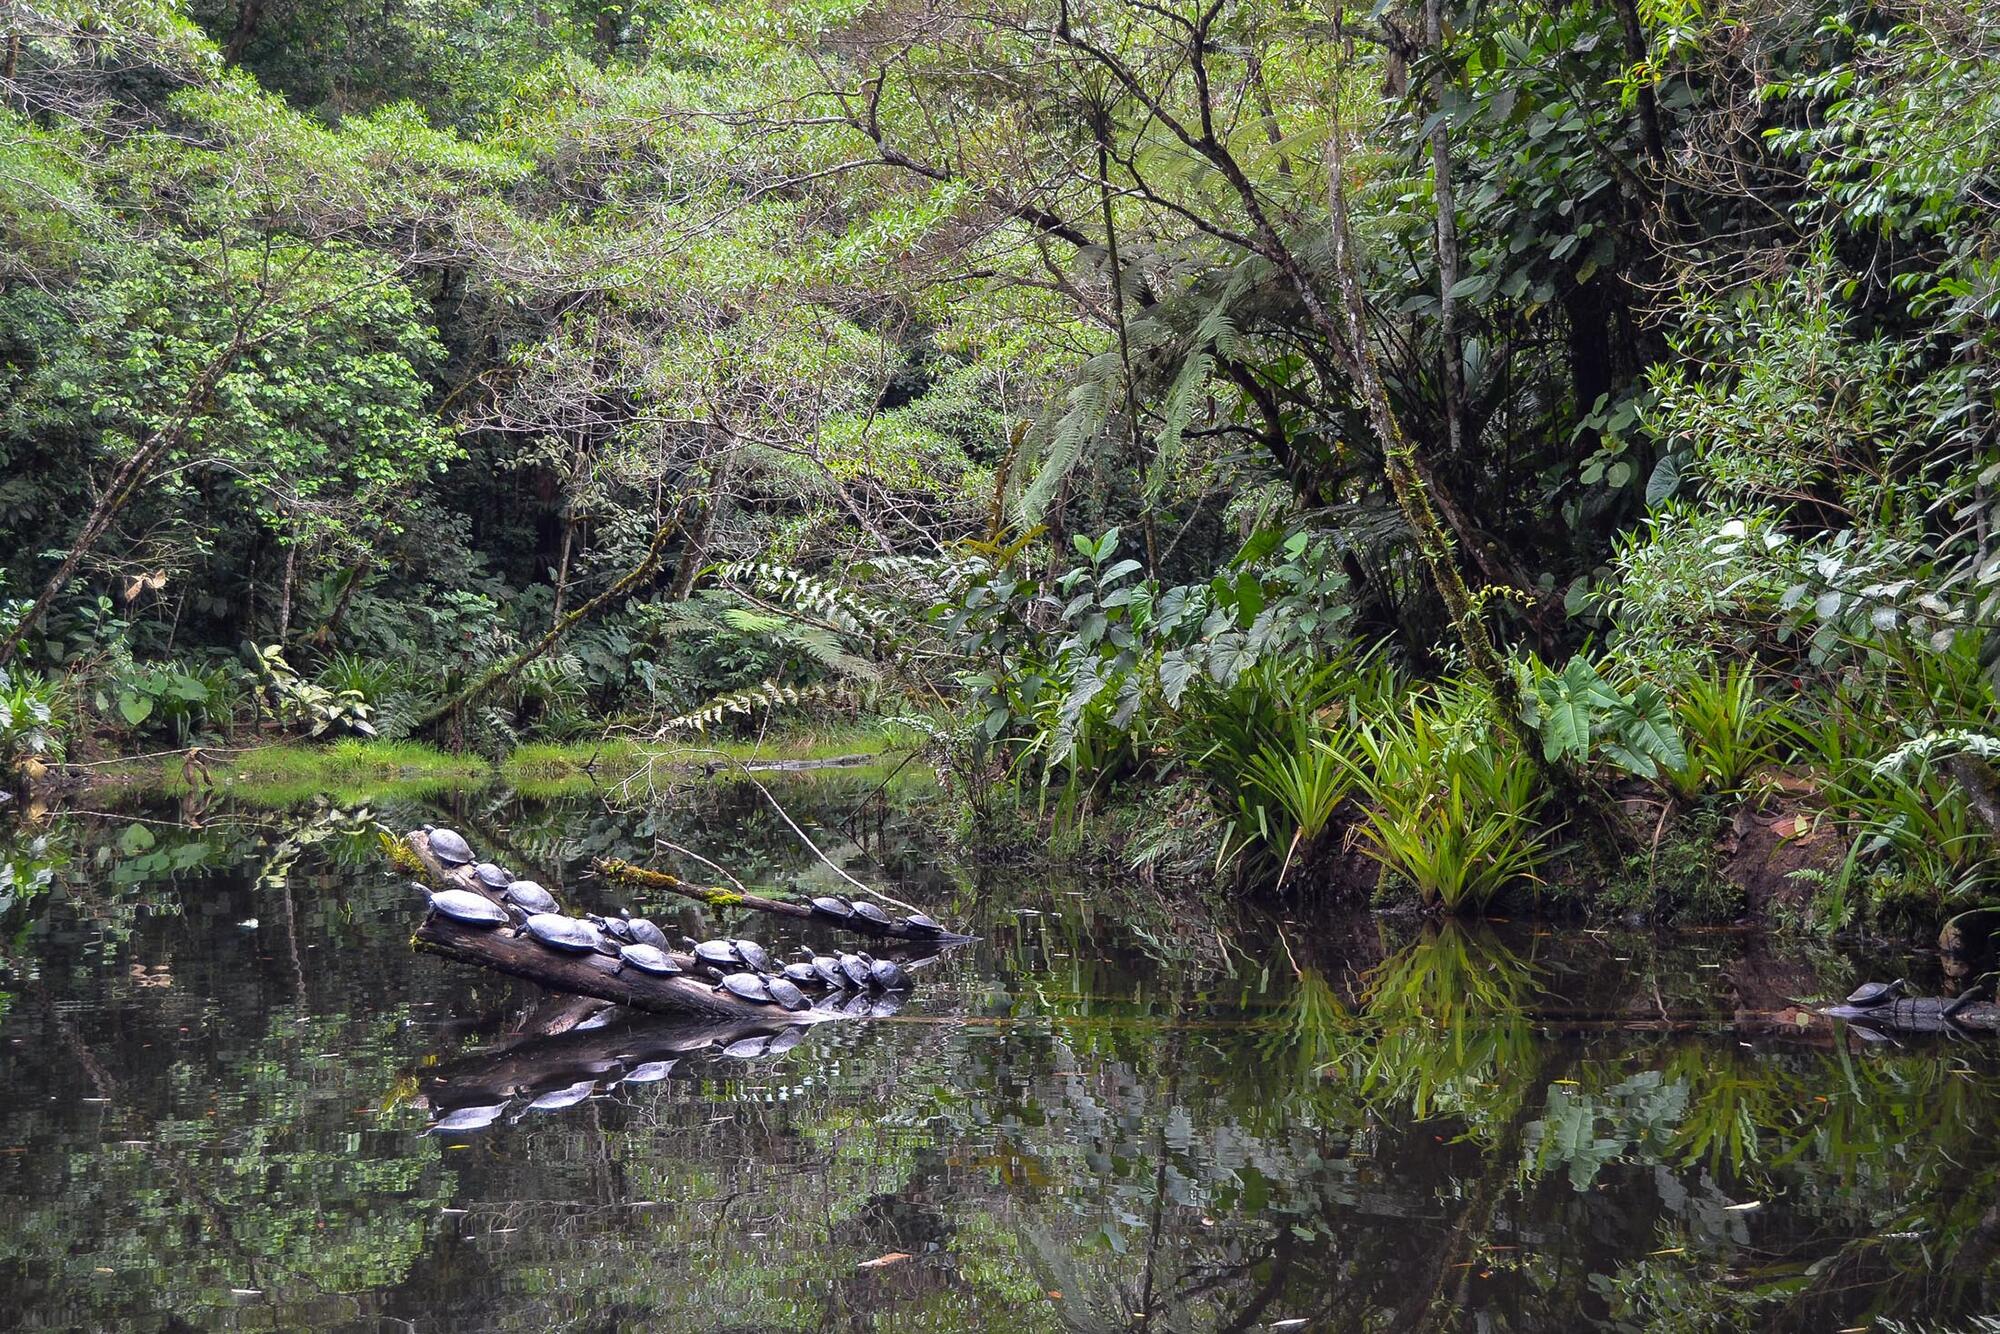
(4, 0, 1998, 927)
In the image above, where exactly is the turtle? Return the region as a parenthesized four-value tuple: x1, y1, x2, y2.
(620, 943, 684, 976)
(504, 880, 559, 914)
(837, 952, 873, 988)
(869, 994, 905, 1018)
(426, 888, 510, 929)
(766, 1027, 806, 1056)
(850, 900, 893, 930)
(621, 1059, 676, 1084)
(472, 862, 513, 891)
(781, 960, 820, 985)
(525, 1079, 597, 1112)
(523, 913, 603, 953)
(809, 954, 848, 988)
(424, 825, 475, 867)
(733, 939, 774, 973)
(1845, 978, 1907, 1008)
(720, 972, 776, 1004)
(840, 991, 876, 1016)
(765, 976, 810, 1011)
(687, 938, 741, 973)
(428, 1102, 509, 1134)
(721, 1035, 772, 1059)
(599, 916, 635, 944)
(627, 917, 669, 949)
(810, 895, 855, 921)
(868, 957, 911, 992)
(902, 912, 946, 936)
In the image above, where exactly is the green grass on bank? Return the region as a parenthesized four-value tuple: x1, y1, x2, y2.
(499, 720, 932, 797)
(121, 738, 493, 806)
(97, 722, 935, 805)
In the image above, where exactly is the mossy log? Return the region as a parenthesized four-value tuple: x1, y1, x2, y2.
(594, 856, 973, 944)
(401, 830, 807, 1020)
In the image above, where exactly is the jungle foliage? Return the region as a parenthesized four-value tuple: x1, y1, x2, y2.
(3, 0, 1998, 923)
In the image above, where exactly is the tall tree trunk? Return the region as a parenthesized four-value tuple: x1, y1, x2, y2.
(276, 540, 296, 646)
(223, 0, 266, 63)
(1426, 0, 1466, 465)
(550, 514, 576, 627)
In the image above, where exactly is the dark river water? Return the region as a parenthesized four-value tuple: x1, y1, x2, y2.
(0, 768, 1996, 1331)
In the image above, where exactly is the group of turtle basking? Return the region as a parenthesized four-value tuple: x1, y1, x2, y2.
(416, 824, 922, 1012)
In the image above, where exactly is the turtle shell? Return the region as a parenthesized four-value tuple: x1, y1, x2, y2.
(851, 900, 893, 928)
(526, 1078, 597, 1112)
(472, 862, 513, 891)
(902, 913, 945, 935)
(766, 1027, 806, 1056)
(782, 961, 819, 985)
(429, 1102, 509, 1134)
(721, 1035, 772, 1059)
(691, 939, 739, 971)
(427, 826, 474, 866)
(621, 1059, 676, 1084)
(505, 880, 559, 914)
(810, 895, 855, 920)
(429, 889, 510, 928)
(840, 991, 876, 1016)
(602, 917, 634, 944)
(810, 955, 847, 988)
(1846, 979, 1904, 1006)
(627, 917, 669, 949)
(766, 977, 810, 1011)
(524, 913, 602, 952)
(869, 958, 911, 992)
(837, 953, 873, 988)
(720, 972, 775, 1004)
(620, 943, 683, 975)
(733, 939, 773, 973)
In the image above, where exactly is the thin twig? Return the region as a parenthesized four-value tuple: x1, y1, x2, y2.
(653, 837, 746, 892)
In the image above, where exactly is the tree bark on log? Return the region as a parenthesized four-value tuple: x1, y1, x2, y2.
(594, 857, 973, 944)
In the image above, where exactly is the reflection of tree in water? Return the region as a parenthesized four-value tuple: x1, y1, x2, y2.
(7, 801, 2000, 1328)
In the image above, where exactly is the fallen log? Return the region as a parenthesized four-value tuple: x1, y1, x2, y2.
(1819, 996, 2000, 1035)
(594, 856, 973, 944)
(400, 829, 812, 1020)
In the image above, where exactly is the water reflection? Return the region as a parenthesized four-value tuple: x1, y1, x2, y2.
(0, 780, 1998, 1329)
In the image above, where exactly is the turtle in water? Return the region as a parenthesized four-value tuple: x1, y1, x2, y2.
(765, 977, 810, 1011)
(1845, 978, 1907, 1008)
(850, 900, 893, 931)
(719, 972, 776, 1004)
(837, 952, 873, 988)
(839, 991, 876, 1016)
(424, 825, 475, 867)
(766, 1028, 806, 1056)
(902, 912, 945, 936)
(810, 895, 855, 921)
(732, 939, 774, 973)
(686, 938, 742, 975)
(620, 943, 684, 976)
(523, 913, 604, 953)
(472, 862, 513, 891)
(424, 887, 511, 929)
(781, 960, 820, 985)
(868, 957, 911, 992)
(627, 917, 669, 949)
(721, 1035, 772, 1060)
(505, 880, 559, 914)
